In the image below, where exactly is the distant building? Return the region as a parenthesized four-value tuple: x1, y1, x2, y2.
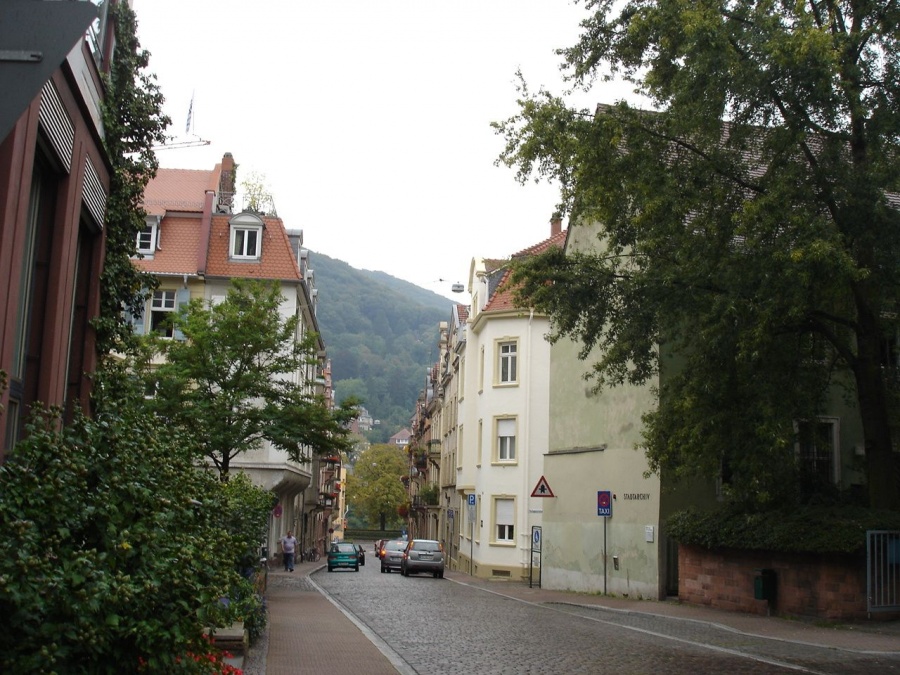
(389, 429, 411, 448)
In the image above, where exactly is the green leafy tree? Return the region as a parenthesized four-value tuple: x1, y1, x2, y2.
(147, 279, 358, 479)
(345, 444, 408, 530)
(95, 2, 170, 355)
(495, 1, 900, 509)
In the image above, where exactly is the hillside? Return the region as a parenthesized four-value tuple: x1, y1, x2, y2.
(309, 251, 455, 442)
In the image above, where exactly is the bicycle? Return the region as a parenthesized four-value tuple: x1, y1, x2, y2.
(302, 547, 320, 562)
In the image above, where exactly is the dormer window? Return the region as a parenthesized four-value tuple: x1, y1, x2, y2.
(229, 212, 264, 260)
(136, 217, 160, 257)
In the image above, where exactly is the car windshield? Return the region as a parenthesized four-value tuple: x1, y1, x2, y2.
(412, 541, 440, 552)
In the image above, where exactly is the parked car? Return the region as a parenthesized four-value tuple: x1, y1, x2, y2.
(400, 539, 445, 578)
(379, 539, 408, 573)
(327, 542, 360, 572)
(356, 544, 366, 566)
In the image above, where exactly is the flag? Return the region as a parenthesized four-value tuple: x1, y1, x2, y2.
(185, 93, 194, 134)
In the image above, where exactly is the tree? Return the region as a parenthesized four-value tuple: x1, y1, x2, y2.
(345, 444, 408, 530)
(95, 2, 170, 356)
(147, 279, 358, 479)
(495, 1, 900, 509)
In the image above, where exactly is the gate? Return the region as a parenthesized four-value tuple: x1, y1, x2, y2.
(867, 530, 900, 614)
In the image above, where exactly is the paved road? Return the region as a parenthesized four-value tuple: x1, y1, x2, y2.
(312, 550, 900, 675)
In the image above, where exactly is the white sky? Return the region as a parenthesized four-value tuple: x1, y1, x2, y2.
(133, 1, 631, 300)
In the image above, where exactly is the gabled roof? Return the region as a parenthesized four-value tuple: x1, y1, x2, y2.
(482, 229, 567, 313)
(142, 166, 220, 216)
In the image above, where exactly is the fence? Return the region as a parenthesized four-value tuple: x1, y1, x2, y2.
(867, 530, 900, 614)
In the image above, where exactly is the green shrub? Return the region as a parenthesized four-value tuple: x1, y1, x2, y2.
(666, 505, 900, 555)
(0, 361, 273, 672)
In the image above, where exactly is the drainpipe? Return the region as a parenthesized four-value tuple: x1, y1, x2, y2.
(197, 190, 214, 276)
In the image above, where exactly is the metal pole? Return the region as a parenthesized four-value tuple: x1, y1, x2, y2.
(603, 518, 607, 595)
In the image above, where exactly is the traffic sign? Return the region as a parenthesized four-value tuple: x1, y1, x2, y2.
(597, 490, 612, 517)
(531, 475, 555, 497)
(467, 493, 476, 506)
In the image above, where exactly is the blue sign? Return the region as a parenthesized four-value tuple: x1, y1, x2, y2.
(467, 493, 476, 506)
(597, 490, 612, 517)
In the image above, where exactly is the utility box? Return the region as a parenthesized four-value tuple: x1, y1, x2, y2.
(753, 568, 777, 601)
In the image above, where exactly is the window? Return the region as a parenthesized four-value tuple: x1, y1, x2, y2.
(797, 418, 839, 489)
(231, 225, 261, 259)
(496, 417, 516, 462)
(495, 498, 514, 543)
(136, 219, 158, 256)
(151, 290, 177, 337)
(497, 340, 518, 384)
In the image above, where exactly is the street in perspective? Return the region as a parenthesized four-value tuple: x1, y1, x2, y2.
(305, 542, 900, 675)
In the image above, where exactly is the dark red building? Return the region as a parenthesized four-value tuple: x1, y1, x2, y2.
(0, 1, 117, 457)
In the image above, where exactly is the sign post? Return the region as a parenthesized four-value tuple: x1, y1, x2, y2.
(529, 526, 542, 588)
(597, 491, 612, 594)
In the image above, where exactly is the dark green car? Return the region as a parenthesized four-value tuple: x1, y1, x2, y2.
(327, 542, 360, 572)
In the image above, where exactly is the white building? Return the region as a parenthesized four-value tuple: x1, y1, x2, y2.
(455, 221, 566, 580)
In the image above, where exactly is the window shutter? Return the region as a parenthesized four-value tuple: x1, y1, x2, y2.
(497, 418, 515, 437)
(128, 300, 146, 335)
(173, 288, 191, 341)
(496, 498, 514, 525)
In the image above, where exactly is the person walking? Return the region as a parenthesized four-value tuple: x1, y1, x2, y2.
(280, 531, 297, 572)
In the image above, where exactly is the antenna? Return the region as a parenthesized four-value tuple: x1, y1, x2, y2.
(152, 92, 211, 150)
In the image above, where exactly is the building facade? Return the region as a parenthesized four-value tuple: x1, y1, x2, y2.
(136, 153, 340, 560)
(0, 2, 115, 458)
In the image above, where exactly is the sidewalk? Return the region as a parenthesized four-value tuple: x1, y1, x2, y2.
(243, 558, 900, 674)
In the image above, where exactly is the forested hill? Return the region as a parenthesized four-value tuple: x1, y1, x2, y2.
(308, 250, 454, 442)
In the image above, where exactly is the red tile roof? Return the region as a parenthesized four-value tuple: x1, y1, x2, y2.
(482, 229, 567, 313)
(133, 215, 202, 276)
(142, 166, 220, 216)
(205, 215, 302, 282)
(138, 160, 302, 284)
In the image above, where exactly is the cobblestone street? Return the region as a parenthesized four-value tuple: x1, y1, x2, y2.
(311, 553, 900, 675)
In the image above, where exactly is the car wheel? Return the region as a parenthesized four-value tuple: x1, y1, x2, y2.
(433, 572, 439, 578)
(328, 567, 334, 572)
(354, 564, 359, 572)
(439, 570, 444, 579)
(381, 566, 386, 573)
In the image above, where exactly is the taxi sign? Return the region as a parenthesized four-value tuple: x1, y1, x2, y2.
(597, 490, 612, 517)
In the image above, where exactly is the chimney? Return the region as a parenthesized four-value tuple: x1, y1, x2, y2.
(550, 213, 562, 236)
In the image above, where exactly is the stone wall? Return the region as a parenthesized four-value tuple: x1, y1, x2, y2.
(678, 544, 873, 620)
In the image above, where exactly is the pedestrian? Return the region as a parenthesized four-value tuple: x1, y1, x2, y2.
(280, 530, 297, 572)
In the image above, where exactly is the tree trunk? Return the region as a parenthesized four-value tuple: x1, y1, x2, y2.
(854, 309, 899, 510)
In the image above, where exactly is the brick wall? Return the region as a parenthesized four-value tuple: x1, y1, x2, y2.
(678, 544, 872, 620)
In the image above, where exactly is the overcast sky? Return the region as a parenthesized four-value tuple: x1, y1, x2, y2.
(133, 1, 631, 300)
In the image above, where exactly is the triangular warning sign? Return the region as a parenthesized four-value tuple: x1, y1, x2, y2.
(531, 475, 554, 497)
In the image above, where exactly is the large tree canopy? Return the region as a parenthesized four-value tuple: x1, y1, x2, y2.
(145, 279, 358, 479)
(345, 444, 409, 530)
(495, 0, 900, 509)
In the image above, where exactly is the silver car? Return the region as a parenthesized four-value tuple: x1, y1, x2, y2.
(380, 539, 408, 573)
(400, 539, 445, 578)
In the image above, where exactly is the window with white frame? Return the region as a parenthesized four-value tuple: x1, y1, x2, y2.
(494, 498, 514, 542)
(136, 219, 158, 256)
(796, 417, 840, 489)
(150, 290, 177, 337)
(231, 225, 261, 259)
(497, 340, 518, 384)
(496, 417, 516, 462)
